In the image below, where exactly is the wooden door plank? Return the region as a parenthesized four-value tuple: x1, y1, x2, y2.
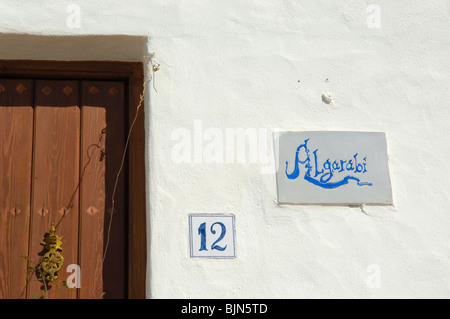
(78, 102, 106, 299)
(80, 81, 127, 299)
(0, 79, 33, 299)
(29, 80, 80, 299)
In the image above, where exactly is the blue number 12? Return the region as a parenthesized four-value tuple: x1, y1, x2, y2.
(198, 222, 227, 251)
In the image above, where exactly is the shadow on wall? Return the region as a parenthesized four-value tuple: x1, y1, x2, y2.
(0, 33, 149, 62)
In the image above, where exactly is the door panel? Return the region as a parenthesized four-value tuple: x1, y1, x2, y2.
(29, 80, 80, 299)
(79, 103, 106, 299)
(0, 79, 129, 299)
(81, 81, 127, 299)
(0, 79, 34, 299)
(0, 61, 146, 299)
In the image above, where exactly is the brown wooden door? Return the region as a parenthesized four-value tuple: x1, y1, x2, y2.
(0, 79, 128, 299)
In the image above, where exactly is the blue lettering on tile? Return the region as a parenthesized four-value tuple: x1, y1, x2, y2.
(285, 139, 372, 189)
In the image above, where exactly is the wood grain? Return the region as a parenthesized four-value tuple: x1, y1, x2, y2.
(78, 99, 106, 299)
(0, 79, 33, 299)
(29, 80, 80, 299)
(80, 81, 127, 299)
(103, 81, 128, 299)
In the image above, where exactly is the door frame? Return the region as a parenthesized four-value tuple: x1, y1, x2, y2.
(0, 60, 147, 299)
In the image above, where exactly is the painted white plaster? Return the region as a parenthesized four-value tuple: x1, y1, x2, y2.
(0, 0, 449, 298)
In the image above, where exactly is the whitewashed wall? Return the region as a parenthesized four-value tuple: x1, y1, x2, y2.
(0, 0, 449, 298)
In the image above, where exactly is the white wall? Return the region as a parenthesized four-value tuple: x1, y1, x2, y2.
(0, 0, 449, 298)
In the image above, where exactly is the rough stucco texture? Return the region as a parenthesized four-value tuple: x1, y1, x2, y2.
(0, 0, 449, 298)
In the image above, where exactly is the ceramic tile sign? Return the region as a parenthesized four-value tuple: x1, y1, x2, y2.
(275, 131, 393, 205)
(189, 214, 236, 258)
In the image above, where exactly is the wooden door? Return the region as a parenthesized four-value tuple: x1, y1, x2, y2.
(0, 79, 128, 299)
